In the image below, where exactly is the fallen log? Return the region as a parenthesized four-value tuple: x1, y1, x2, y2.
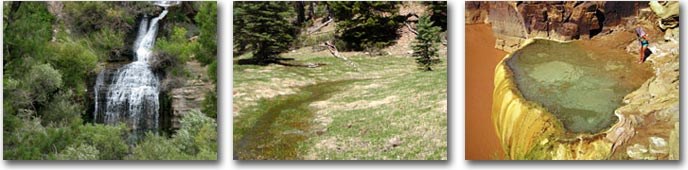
(405, 22, 419, 35)
(307, 18, 333, 34)
(325, 41, 359, 70)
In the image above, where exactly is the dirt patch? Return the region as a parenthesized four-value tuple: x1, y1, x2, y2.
(345, 96, 399, 110)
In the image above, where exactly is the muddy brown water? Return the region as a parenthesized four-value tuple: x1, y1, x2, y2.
(234, 79, 360, 160)
(465, 24, 507, 160)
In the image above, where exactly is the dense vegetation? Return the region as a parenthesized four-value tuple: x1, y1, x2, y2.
(3, 1, 217, 160)
(233, 1, 297, 64)
(233, 1, 447, 67)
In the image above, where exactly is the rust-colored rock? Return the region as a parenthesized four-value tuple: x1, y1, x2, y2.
(472, 1, 647, 52)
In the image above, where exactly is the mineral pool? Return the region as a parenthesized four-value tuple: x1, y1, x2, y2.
(507, 40, 652, 134)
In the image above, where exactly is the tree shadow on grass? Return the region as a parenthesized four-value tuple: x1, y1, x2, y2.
(236, 57, 326, 68)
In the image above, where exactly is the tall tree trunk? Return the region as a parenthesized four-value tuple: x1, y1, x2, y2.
(294, 1, 305, 26)
(324, 2, 333, 22)
(307, 1, 316, 21)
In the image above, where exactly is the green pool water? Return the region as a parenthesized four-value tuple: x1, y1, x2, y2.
(507, 40, 650, 134)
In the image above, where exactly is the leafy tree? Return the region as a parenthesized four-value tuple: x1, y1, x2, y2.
(49, 39, 98, 97)
(194, 2, 218, 119)
(3, 2, 54, 72)
(328, 1, 402, 51)
(13, 64, 64, 110)
(234, 1, 296, 63)
(195, 2, 217, 66)
(412, 16, 441, 71)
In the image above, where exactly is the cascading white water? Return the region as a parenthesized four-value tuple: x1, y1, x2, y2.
(94, 8, 168, 135)
(93, 71, 105, 122)
(153, 1, 181, 7)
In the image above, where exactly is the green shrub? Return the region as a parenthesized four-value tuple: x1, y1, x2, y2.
(24, 64, 63, 105)
(49, 40, 98, 96)
(131, 111, 217, 160)
(86, 28, 125, 61)
(156, 26, 197, 63)
(130, 132, 186, 160)
(40, 91, 82, 127)
(56, 144, 100, 160)
(73, 123, 129, 160)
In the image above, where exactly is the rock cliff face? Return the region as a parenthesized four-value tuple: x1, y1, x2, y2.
(489, 1, 679, 160)
(465, 1, 489, 24)
(467, 1, 647, 52)
(167, 61, 214, 129)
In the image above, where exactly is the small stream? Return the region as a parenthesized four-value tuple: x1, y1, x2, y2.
(234, 79, 359, 160)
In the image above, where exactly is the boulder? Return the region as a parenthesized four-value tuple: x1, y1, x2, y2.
(648, 136, 668, 154)
(626, 143, 652, 160)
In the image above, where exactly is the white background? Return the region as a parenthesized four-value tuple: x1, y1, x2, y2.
(1, 0, 686, 170)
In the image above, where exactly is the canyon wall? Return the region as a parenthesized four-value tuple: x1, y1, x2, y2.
(467, 1, 647, 52)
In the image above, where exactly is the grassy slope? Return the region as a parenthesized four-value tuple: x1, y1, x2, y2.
(233, 48, 447, 160)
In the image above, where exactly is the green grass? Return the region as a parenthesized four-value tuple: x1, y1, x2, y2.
(233, 49, 447, 160)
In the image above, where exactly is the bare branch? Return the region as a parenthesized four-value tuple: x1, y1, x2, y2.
(405, 22, 418, 35)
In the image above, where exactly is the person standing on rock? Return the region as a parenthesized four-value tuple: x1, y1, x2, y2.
(636, 27, 650, 64)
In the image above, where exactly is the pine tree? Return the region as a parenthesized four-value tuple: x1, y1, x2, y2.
(412, 16, 441, 71)
(424, 1, 447, 31)
(233, 2, 296, 64)
(328, 1, 401, 51)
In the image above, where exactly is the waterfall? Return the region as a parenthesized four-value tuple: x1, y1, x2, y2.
(93, 71, 105, 122)
(94, 8, 168, 136)
(153, 1, 181, 7)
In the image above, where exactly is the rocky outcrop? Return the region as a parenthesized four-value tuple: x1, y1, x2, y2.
(609, 46, 679, 159)
(468, 1, 648, 52)
(610, 2, 679, 159)
(168, 61, 213, 129)
(488, 2, 528, 52)
(465, 1, 489, 24)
